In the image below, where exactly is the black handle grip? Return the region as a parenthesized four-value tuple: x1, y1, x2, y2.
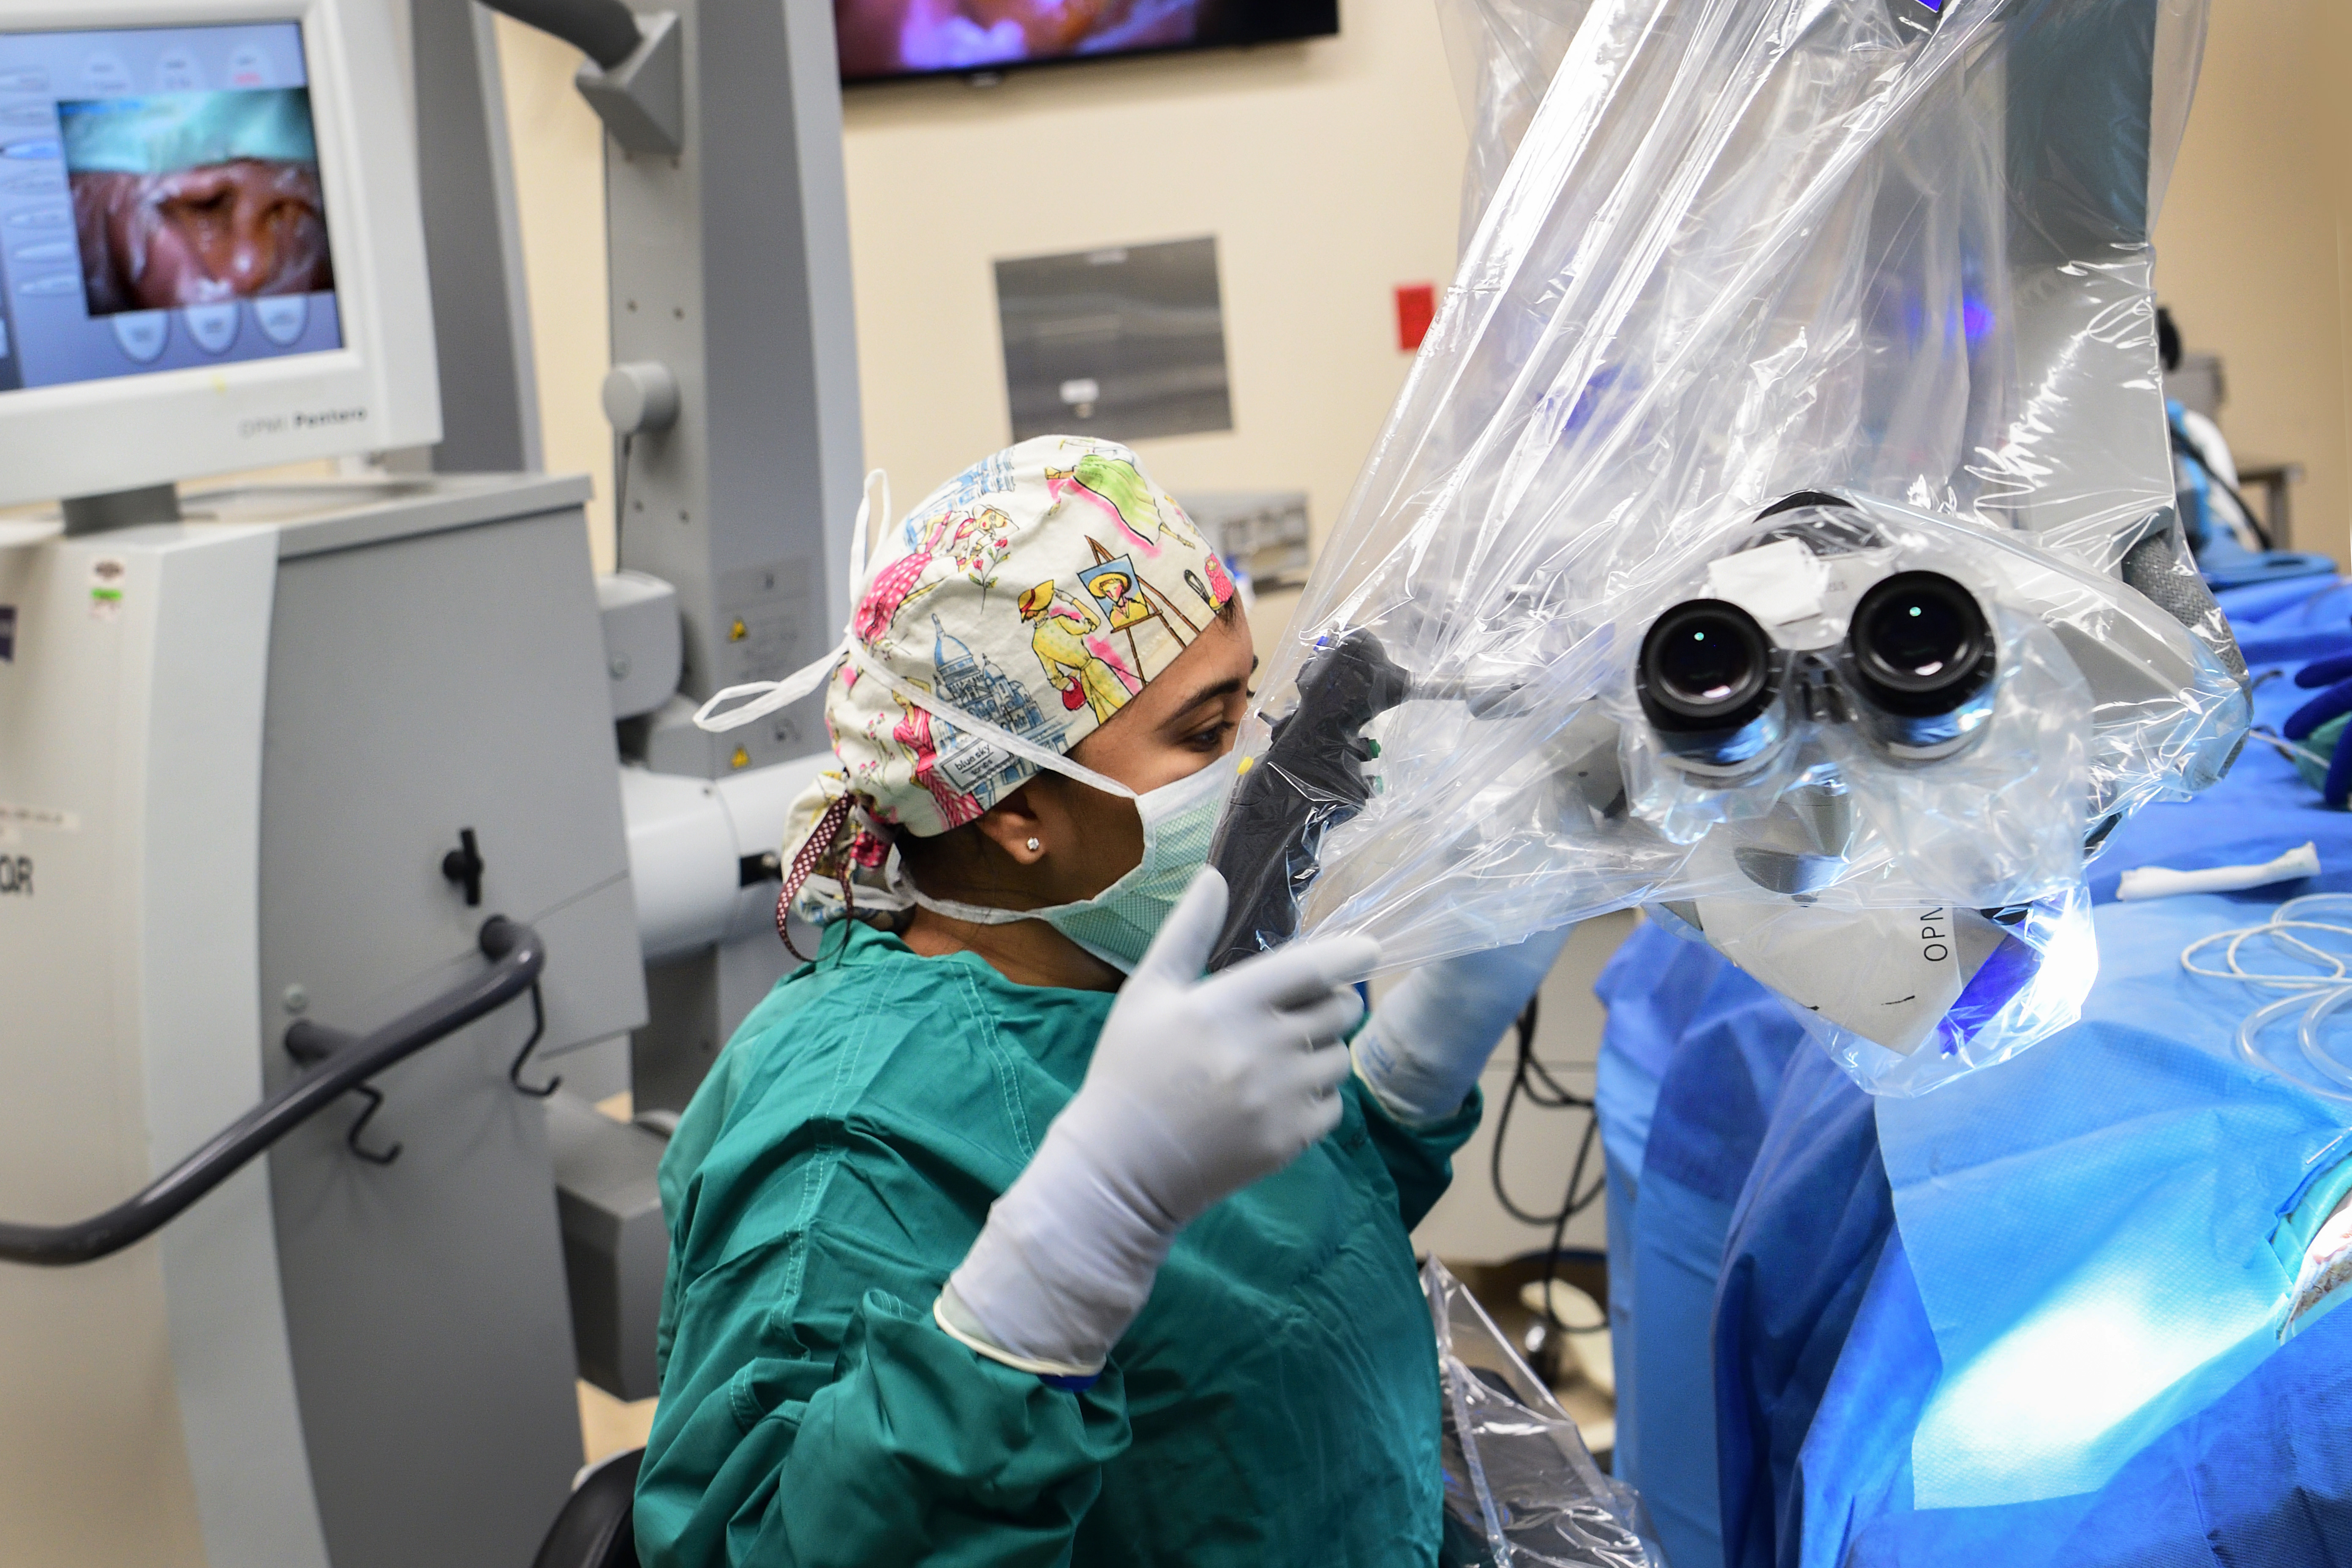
(1206, 631, 1414, 970)
(477, 0, 644, 70)
(0, 917, 547, 1267)
(442, 827, 485, 907)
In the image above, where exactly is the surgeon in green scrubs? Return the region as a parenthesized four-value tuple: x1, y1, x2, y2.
(635, 439, 1569, 1566)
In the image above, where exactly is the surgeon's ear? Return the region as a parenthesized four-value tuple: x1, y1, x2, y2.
(973, 782, 1051, 867)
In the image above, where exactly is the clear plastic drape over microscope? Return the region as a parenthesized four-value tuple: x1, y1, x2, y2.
(1210, 0, 2250, 1095)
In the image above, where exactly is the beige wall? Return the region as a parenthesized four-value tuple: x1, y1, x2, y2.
(493, 3, 2352, 580)
(494, 14, 615, 561)
(493, 1, 1466, 626)
(838, 2, 1465, 620)
(2153, 1, 2352, 565)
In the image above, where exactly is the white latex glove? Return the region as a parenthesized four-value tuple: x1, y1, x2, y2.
(1350, 923, 1576, 1127)
(936, 868, 1379, 1376)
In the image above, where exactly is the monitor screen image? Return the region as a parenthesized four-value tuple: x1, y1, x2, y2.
(0, 22, 343, 395)
(837, 0, 1339, 84)
(62, 88, 335, 315)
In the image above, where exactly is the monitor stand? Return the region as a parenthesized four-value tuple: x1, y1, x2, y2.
(61, 482, 182, 536)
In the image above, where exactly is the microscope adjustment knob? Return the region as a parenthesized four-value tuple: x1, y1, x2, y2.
(601, 360, 681, 435)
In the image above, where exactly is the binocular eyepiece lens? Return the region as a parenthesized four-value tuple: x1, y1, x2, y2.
(1638, 600, 1785, 772)
(1638, 569, 1996, 775)
(1848, 572, 1994, 717)
(1647, 606, 1765, 714)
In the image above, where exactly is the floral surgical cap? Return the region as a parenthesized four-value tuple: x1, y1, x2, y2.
(780, 435, 1235, 925)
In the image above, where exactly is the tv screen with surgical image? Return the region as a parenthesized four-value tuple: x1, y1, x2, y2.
(61, 87, 334, 316)
(836, 0, 1337, 82)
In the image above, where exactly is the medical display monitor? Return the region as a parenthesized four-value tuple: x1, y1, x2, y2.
(0, 0, 435, 506)
(837, 0, 1339, 84)
(0, 22, 342, 393)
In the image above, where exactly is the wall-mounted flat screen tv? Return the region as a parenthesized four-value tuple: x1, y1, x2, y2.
(838, 1, 1340, 84)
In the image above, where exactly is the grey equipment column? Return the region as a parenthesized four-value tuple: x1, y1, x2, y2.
(599, 0, 865, 781)
(472, 2, 865, 1084)
(452, 7, 866, 1396)
(581, 0, 865, 1113)
(408, 0, 543, 475)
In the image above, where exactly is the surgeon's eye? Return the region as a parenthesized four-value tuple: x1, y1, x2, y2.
(1185, 717, 1237, 752)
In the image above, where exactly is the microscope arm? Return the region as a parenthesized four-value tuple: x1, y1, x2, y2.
(0, 917, 547, 1269)
(479, 0, 685, 157)
(476, 0, 642, 69)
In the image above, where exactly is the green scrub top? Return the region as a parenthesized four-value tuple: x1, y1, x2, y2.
(634, 920, 1480, 1568)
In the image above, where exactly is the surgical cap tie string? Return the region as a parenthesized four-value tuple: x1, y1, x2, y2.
(776, 791, 858, 962)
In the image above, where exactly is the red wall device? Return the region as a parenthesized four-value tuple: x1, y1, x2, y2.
(1396, 283, 1436, 352)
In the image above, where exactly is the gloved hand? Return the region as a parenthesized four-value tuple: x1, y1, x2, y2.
(1350, 923, 1576, 1127)
(937, 868, 1380, 1377)
(2287, 656, 2352, 808)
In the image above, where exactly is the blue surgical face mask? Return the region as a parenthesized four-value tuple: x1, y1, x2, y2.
(911, 749, 1241, 974)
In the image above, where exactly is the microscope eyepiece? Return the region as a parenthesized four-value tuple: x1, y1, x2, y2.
(1641, 600, 1774, 724)
(1844, 571, 1996, 758)
(1846, 572, 1993, 714)
(1638, 600, 1788, 773)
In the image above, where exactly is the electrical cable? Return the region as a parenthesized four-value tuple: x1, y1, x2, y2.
(612, 430, 635, 568)
(1487, 994, 1610, 1334)
(2243, 727, 2330, 771)
(2170, 419, 2274, 551)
